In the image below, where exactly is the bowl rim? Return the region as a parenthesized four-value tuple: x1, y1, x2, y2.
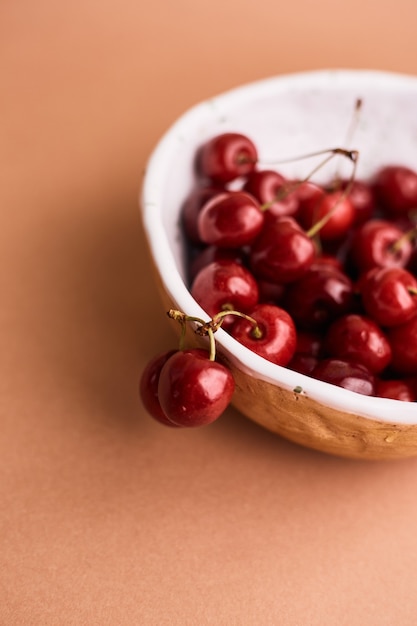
(141, 68, 417, 425)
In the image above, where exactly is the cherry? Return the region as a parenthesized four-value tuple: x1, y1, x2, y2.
(298, 189, 355, 241)
(358, 267, 417, 327)
(243, 169, 299, 218)
(181, 186, 223, 245)
(196, 132, 257, 183)
(348, 219, 413, 273)
(288, 330, 323, 374)
(387, 315, 417, 375)
(373, 165, 417, 215)
(139, 350, 182, 426)
(294, 180, 324, 207)
(323, 313, 392, 374)
(249, 216, 316, 284)
(287, 353, 318, 375)
(310, 358, 376, 395)
(375, 378, 416, 402)
(158, 348, 235, 427)
(197, 190, 264, 248)
(284, 264, 355, 331)
(230, 303, 296, 366)
(190, 259, 259, 330)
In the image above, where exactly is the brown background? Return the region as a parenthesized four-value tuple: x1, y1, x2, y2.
(1, 1, 417, 624)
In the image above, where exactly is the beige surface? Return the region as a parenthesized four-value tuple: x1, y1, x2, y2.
(2, 1, 417, 624)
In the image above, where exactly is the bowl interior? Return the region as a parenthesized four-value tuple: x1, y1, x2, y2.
(142, 69, 417, 425)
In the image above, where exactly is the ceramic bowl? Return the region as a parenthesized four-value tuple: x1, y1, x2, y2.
(141, 69, 417, 460)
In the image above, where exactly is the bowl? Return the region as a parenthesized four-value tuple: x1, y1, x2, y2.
(141, 69, 417, 460)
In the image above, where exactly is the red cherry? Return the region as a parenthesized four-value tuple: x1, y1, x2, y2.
(284, 264, 355, 331)
(249, 216, 316, 284)
(230, 303, 296, 366)
(243, 170, 299, 218)
(294, 180, 324, 207)
(310, 358, 376, 395)
(196, 133, 257, 183)
(158, 349, 235, 427)
(323, 314, 392, 374)
(181, 186, 223, 245)
(349, 219, 413, 273)
(288, 353, 318, 375)
(387, 315, 417, 375)
(374, 165, 417, 215)
(197, 191, 264, 248)
(358, 267, 417, 327)
(298, 189, 355, 241)
(139, 350, 182, 426)
(190, 259, 259, 330)
(375, 379, 417, 402)
(288, 330, 323, 374)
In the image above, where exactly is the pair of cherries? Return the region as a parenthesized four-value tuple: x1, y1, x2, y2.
(140, 131, 417, 428)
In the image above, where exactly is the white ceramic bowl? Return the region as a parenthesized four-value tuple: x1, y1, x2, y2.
(141, 69, 417, 460)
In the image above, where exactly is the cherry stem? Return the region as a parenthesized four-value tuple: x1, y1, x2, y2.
(167, 307, 263, 358)
(306, 149, 359, 239)
(408, 286, 417, 296)
(259, 147, 358, 212)
(331, 98, 362, 181)
(390, 225, 417, 254)
(259, 145, 357, 167)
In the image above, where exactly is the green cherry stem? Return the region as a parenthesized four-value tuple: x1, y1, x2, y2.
(202, 309, 263, 338)
(305, 149, 359, 239)
(167, 308, 263, 359)
(259, 147, 358, 213)
(390, 224, 417, 254)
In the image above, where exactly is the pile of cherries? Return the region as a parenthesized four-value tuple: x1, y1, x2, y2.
(140, 130, 417, 428)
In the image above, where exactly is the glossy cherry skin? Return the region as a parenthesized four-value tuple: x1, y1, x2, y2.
(288, 331, 323, 375)
(158, 349, 235, 427)
(375, 378, 417, 402)
(230, 303, 296, 366)
(323, 314, 392, 375)
(249, 216, 316, 284)
(196, 133, 258, 184)
(287, 353, 318, 376)
(139, 350, 181, 426)
(181, 186, 223, 245)
(373, 165, 417, 215)
(197, 191, 264, 248)
(310, 358, 376, 395)
(243, 170, 299, 218)
(284, 264, 355, 331)
(298, 189, 355, 241)
(387, 315, 417, 375)
(190, 259, 259, 330)
(348, 219, 413, 274)
(358, 267, 417, 328)
(294, 180, 324, 208)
